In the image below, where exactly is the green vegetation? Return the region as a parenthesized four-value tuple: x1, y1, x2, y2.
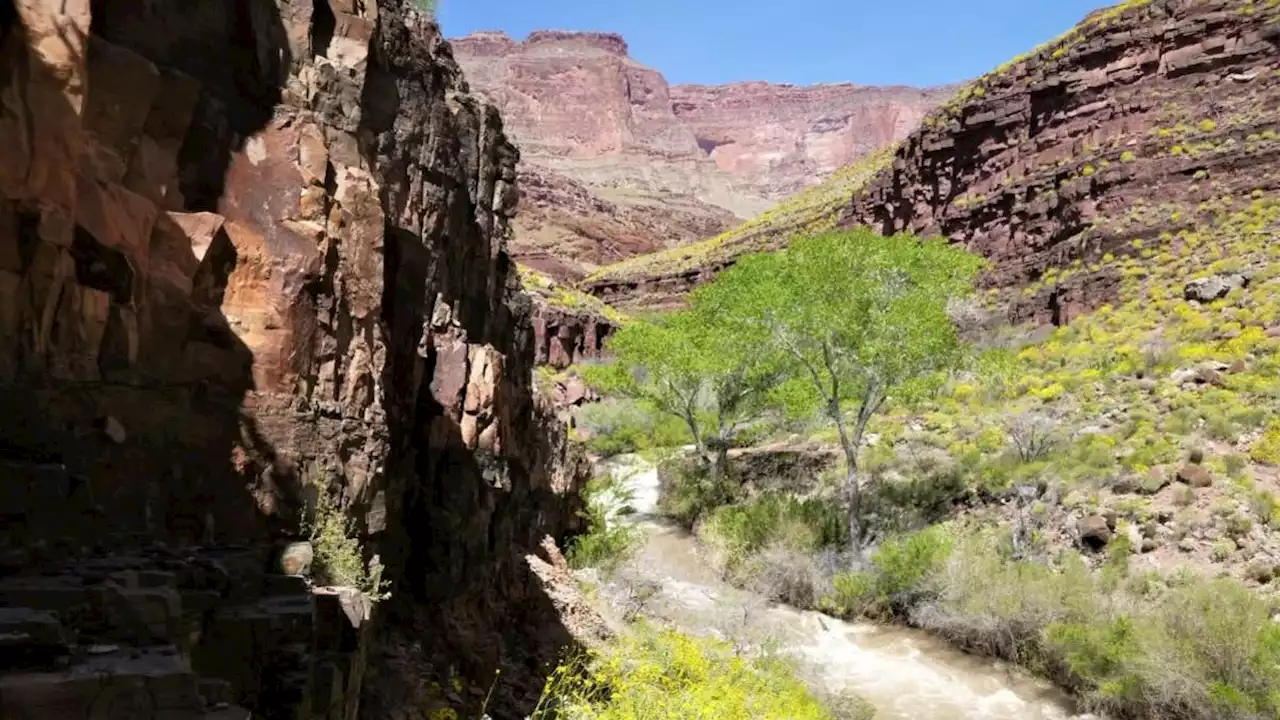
(707, 230, 982, 548)
(585, 148, 895, 284)
(565, 472, 642, 574)
(518, 264, 628, 324)
(533, 626, 841, 720)
(832, 527, 1280, 720)
(581, 288, 786, 478)
(573, 398, 692, 457)
(305, 478, 391, 600)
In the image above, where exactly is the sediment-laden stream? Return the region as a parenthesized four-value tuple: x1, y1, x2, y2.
(594, 455, 1096, 720)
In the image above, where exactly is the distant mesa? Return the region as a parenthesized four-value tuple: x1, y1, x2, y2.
(453, 29, 630, 56)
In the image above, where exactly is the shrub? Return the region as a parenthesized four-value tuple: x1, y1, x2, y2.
(1250, 419, 1280, 465)
(658, 458, 740, 528)
(574, 398, 691, 457)
(533, 626, 835, 720)
(869, 526, 954, 601)
(925, 530, 1280, 719)
(1003, 411, 1060, 462)
(565, 473, 642, 573)
(305, 478, 390, 600)
(703, 494, 846, 572)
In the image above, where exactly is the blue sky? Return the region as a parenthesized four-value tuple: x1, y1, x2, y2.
(439, 0, 1108, 88)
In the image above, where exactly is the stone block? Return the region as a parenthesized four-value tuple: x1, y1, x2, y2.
(83, 36, 162, 182)
(75, 174, 159, 263)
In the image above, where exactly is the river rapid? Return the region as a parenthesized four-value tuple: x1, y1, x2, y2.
(592, 454, 1097, 720)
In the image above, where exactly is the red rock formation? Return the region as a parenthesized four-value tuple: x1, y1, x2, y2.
(843, 0, 1280, 325)
(670, 81, 951, 199)
(586, 0, 1280, 319)
(0, 1, 589, 717)
(451, 30, 944, 280)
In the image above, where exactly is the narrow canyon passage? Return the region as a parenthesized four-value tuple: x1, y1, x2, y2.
(595, 456, 1096, 720)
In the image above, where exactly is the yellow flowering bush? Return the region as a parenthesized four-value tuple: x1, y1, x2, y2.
(533, 628, 834, 720)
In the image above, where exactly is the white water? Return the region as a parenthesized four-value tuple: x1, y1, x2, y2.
(595, 455, 1096, 720)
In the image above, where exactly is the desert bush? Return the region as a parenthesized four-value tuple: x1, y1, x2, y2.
(657, 458, 741, 528)
(1003, 411, 1060, 462)
(1250, 419, 1280, 465)
(532, 626, 836, 719)
(915, 529, 1280, 719)
(702, 493, 847, 573)
(304, 478, 390, 600)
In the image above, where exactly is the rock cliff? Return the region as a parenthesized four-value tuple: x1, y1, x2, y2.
(0, 1, 588, 718)
(451, 30, 944, 280)
(587, 0, 1280, 317)
(842, 0, 1280, 325)
(670, 81, 950, 200)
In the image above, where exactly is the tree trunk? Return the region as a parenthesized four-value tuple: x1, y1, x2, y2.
(842, 446, 862, 554)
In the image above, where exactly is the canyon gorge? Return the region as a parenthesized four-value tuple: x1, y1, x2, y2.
(451, 29, 948, 280)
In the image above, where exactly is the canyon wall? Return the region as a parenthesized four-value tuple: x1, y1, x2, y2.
(669, 81, 949, 200)
(586, 0, 1280, 318)
(842, 0, 1280, 325)
(451, 30, 944, 280)
(0, 1, 588, 718)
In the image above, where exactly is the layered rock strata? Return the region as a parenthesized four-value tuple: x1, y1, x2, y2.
(842, 0, 1280, 325)
(451, 30, 944, 280)
(585, 0, 1280, 320)
(0, 0, 589, 717)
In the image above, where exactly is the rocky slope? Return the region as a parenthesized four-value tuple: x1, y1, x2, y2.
(0, 1, 589, 718)
(842, 0, 1280, 325)
(451, 30, 944, 280)
(587, 0, 1280, 315)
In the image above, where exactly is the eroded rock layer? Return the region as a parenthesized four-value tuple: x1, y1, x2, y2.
(451, 30, 944, 280)
(586, 0, 1280, 318)
(843, 0, 1280, 325)
(0, 1, 588, 717)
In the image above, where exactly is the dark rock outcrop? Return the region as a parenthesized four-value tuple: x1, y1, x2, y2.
(0, 0, 590, 717)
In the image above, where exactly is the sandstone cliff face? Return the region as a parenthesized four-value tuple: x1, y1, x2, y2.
(841, 0, 1280, 325)
(587, 0, 1280, 319)
(0, 1, 587, 718)
(451, 30, 943, 280)
(670, 81, 950, 200)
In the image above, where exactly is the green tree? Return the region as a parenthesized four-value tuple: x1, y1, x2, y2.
(712, 229, 983, 550)
(585, 290, 787, 481)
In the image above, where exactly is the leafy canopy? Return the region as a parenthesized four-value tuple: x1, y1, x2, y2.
(714, 229, 985, 419)
(584, 290, 787, 454)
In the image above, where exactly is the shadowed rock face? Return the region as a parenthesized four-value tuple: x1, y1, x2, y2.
(451, 30, 945, 280)
(0, 1, 589, 717)
(586, 0, 1280, 317)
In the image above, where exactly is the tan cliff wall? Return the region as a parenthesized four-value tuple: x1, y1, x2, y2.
(451, 30, 946, 281)
(669, 81, 950, 200)
(0, 1, 589, 718)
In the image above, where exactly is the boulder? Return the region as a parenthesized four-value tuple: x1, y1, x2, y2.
(1078, 515, 1113, 550)
(1176, 464, 1214, 488)
(1184, 271, 1251, 302)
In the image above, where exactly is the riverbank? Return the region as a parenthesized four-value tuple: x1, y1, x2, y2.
(588, 455, 1091, 720)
